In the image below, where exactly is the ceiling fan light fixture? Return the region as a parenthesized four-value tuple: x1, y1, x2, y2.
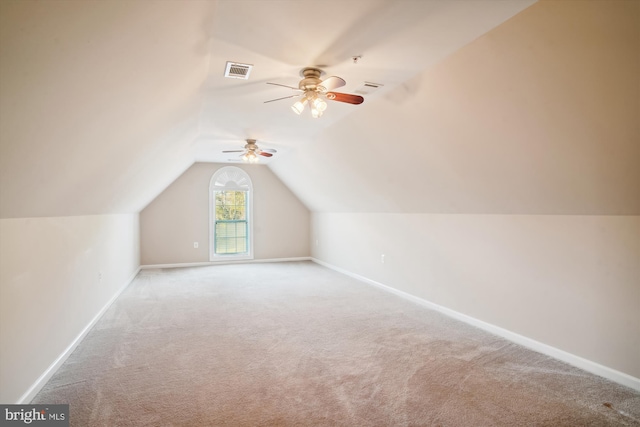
(225, 139, 276, 164)
(242, 151, 258, 163)
(291, 99, 307, 115)
(266, 67, 364, 118)
(313, 97, 327, 112)
(311, 107, 322, 119)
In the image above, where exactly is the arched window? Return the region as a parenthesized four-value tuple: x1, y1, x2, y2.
(209, 167, 253, 261)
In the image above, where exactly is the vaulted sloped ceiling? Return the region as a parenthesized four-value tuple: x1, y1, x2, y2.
(0, 0, 213, 218)
(270, 1, 640, 215)
(9, 1, 638, 219)
(0, 0, 539, 219)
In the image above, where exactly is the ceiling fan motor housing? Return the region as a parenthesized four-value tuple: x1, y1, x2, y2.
(299, 67, 324, 91)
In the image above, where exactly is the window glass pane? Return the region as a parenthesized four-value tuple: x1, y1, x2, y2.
(210, 168, 252, 260)
(214, 190, 248, 255)
(215, 191, 246, 221)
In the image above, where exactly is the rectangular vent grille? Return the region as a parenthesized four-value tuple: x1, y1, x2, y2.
(355, 81, 383, 95)
(224, 62, 253, 79)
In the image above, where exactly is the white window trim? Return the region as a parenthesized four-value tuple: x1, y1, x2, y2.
(209, 166, 254, 261)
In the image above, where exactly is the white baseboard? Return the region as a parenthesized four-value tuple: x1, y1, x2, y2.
(312, 258, 640, 392)
(140, 257, 312, 270)
(17, 266, 142, 404)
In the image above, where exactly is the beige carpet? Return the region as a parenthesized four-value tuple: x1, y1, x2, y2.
(32, 261, 639, 426)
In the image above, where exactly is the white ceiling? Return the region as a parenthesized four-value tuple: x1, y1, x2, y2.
(193, 0, 537, 163)
(7, 1, 636, 218)
(0, 0, 536, 218)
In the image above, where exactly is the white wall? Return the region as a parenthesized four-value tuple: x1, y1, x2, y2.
(0, 214, 140, 403)
(312, 213, 640, 380)
(140, 163, 310, 265)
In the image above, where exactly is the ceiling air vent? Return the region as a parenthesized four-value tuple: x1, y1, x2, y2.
(355, 81, 383, 95)
(224, 62, 253, 79)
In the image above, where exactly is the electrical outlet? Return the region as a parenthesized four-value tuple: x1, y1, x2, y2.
(98, 272, 103, 283)
(194, 242, 199, 249)
(381, 254, 385, 264)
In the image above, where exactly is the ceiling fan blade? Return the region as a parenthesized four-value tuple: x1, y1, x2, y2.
(266, 82, 303, 91)
(264, 94, 300, 104)
(261, 148, 277, 153)
(319, 76, 346, 91)
(259, 152, 273, 157)
(222, 150, 244, 153)
(326, 92, 364, 105)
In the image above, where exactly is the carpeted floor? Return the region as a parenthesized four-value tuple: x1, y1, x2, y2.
(32, 261, 640, 426)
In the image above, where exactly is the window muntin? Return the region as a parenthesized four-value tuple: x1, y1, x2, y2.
(214, 190, 248, 255)
(209, 167, 253, 261)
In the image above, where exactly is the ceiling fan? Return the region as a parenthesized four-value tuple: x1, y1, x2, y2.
(264, 67, 364, 118)
(222, 139, 276, 163)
